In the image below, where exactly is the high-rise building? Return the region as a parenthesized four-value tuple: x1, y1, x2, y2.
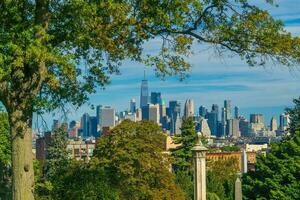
(159, 99, 167, 123)
(227, 119, 240, 138)
(239, 117, 250, 137)
(140, 77, 149, 108)
(96, 105, 102, 125)
(199, 118, 211, 138)
(279, 113, 290, 131)
(234, 106, 239, 119)
(224, 100, 232, 120)
(90, 116, 99, 137)
(171, 114, 182, 135)
(99, 106, 115, 129)
(150, 92, 162, 105)
(199, 106, 207, 118)
(250, 114, 264, 124)
(81, 113, 90, 138)
(212, 104, 219, 113)
(168, 101, 181, 118)
(207, 112, 218, 136)
(184, 99, 194, 117)
(270, 116, 277, 131)
(149, 104, 160, 124)
(136, 108, 142, 121)
(130, 99, 136, 113)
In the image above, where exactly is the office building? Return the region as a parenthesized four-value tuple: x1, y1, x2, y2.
(212, 104, 219, 120)
(81, 113, 90, 138)
(90, 116, 98, 137)
(99, 106, 116, 129)
(199, 118, 211, 138)
(199, 106, 207, 118)
(184, 99, 194, 117)
(168, 101, 181, 118)
(150, 92, 162, 105)
(234, 106, 239, 119)
(207, 112, 218, 136)
(140, 77, 149, 108)
(149, 104, 160, 124)
(270, 116, 277, 131)
(239, 117, 250, 137)
(227, 119, 240, 138)
(224, 100, 232, 120)
(130, 99, 136, 113)
(279, 113, 290, 131)
(250, 114, 264, 124)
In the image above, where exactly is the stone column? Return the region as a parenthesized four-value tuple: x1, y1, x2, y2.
(235, 173, 242, 200)
(192, 135, 208, 200)
(241, 149, 248, 174)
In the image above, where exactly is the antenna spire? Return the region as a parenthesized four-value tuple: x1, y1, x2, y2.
(143, 69, 146, 80)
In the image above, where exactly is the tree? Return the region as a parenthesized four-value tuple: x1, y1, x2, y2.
(206, 158, 240, 200)
(1, 1, 300, 198)
(0, 111, 11, 199)
(171, 117, 198, 172)
(93, 120, 185, 200)
(243, 97, 300, 200)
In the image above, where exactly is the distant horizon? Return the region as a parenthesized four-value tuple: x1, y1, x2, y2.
(34, 0, 300, 131)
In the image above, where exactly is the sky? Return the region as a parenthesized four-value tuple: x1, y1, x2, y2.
(36, 0, 300, 130)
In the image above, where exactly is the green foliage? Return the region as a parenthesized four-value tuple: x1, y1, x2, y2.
(1, 1, 299, 113)
(220, 146, 241, 152)
(207, 158, 240, 200)
(243, 98, 300, 200)
(0, 111, 11, 199)
(171, 117, 198, 171)
(45, 126, 69, 182)
(94, 120, 185, 200)
(286, 97, 300, 133)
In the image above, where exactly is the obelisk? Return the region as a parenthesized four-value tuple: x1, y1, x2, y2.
(192, 133, 208, 200)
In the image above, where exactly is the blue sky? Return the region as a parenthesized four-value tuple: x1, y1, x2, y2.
(37, 0, 300, 130)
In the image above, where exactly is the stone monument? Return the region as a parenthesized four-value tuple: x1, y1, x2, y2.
(192, 132, 208, 200)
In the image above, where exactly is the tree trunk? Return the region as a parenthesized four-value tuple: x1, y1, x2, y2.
(9, 109, 34, 200)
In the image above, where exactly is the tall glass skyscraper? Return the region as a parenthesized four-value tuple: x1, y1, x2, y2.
(140, 79, 149, 108)
(150, 92, 162, 105)
(224, 100, 232, 120)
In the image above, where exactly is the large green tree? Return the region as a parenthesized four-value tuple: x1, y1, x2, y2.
(93, 120, 185, 200)
(1, 1, 300, 199)
(243, 97, 300, 200)
(0, 111, 11, 199)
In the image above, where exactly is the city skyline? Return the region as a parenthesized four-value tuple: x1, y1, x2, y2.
(36, 0, 300, 128)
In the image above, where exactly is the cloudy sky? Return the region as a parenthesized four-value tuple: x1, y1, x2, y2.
(37, 0, 300, 129)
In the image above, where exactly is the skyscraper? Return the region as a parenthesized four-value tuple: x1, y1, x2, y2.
(207, 112, 218, 136)
(250, 114, 264, 124)
(227, 119, 240, 138)
(140, 75, 149, 108)
(169, 101, 181, 118)
(130, 98, 136, 113)
(99, 106, 115, 129)
(199, 106, 207, 118)
(224, 100, 232, 120)
(199, 118, 211, 138)
(96, 105, 102, 125)
(234, 106, 239, 119)
(149, 104, 160, 124)
(150, 92, 162, 105)
(212, 104, 219, 120)
(81, 113, 90, 138)
(184, 99, 194, 117)
(90, 116, 99, 137)
(270, 116, 278, 131)
(279, 113, 290, 131)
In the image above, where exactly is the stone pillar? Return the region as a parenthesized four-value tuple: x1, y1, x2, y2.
(241, 149, 247, 174)
(235, 173, 242, 200)
(192, 135, 208, 200)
